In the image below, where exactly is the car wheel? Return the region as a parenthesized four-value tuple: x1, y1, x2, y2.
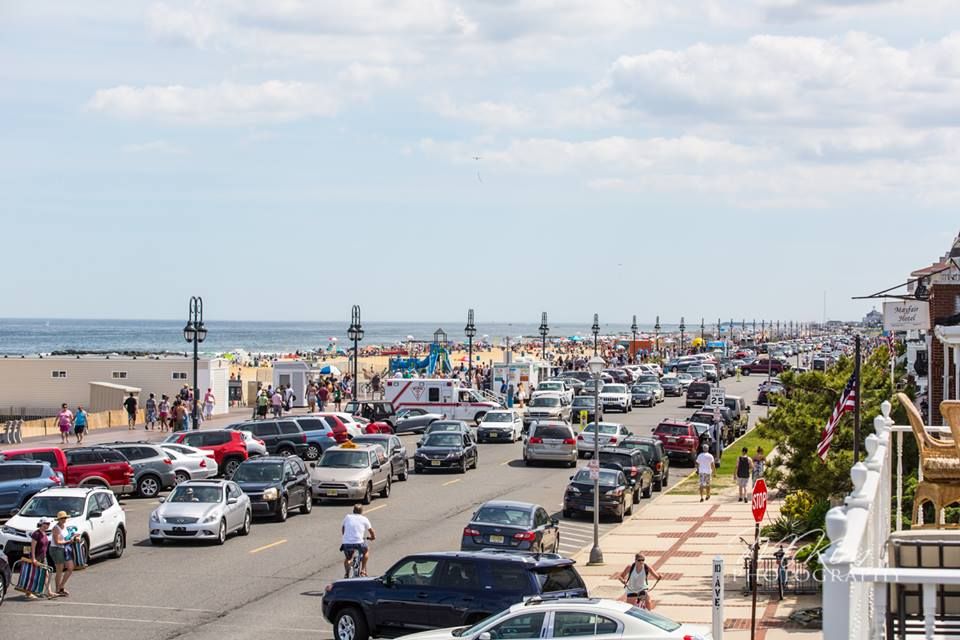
(626, 499, 633, 516)
(150, 537, 164, 546)
(174, 470, 191, 485)
(223, 458, 241, 478)
(472, 452, 479, 469)
(380, 478, 391, 499)
(633, 487, 641, 504)
(413, 465, 421, 474)
(240, 510, 252, 535)
(301, 492, 313, 514)
(279, 446, 295, 457)
(562, 508, 572, 518)
(615, 502, 624, 523)
(334, 606, 369, 640)
(653, 479, 662, 492)
(643, 483, 653, 499)
(398, 463, 408, 482)
(0, 572, 6, 607)
(215, 519, 227, 545)
(305, 444, 322, 460)
(553, 536, 560, 553)
(111, 527, 125, 559)
(137, 475, 161, 498)
(276, 497, 289, 522)
(362, 483, 372, 505)
(459, 458, 468, 474)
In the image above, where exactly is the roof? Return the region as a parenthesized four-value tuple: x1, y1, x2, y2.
(517, 598, 626, 612)
(402, 550, 575, 567)
(34, 486, 109, 497)
(475, 499, 538, 510)
(181, 479, 230, 486)
(239, 456, 288, 464)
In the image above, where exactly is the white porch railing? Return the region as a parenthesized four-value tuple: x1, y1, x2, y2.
(821, 401, 960, 640)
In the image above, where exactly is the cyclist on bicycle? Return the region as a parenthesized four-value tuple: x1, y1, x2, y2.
(617, 552, 662, 609)
(341, 504, 376, 577)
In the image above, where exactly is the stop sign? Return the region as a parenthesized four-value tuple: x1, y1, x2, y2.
(752, 479, 768, 523)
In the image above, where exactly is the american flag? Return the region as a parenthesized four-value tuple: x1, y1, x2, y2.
(817, 371, 858, 461)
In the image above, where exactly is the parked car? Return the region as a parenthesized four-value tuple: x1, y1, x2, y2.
(596, 447, 653, 501)
(343, 400, 397, 428)
(0, 461, 60, 516)
(531, 380, 573, 404)
(724, 395, 750, 436)
(351, 434, 409, 481)
(688, 408, 734, 445)
(310, 443, 392, 503)
(758, 381, 786, 405)
(550, 376, 584, 395)
(236, 430, 269, 458)
(232, 456, 312, 521)
(0, 549, 9, 607)
(413, 431, 478, 474)
(168, 429, 248, 478)
(569, 395, 602, 424)
(477, 410, 523, 443)
(321, 551, 587, 640)
(563, 467, 632, 522)
(640, 381, 664, 403)
(630, 384, 656, 408)
(418, 420, 475, 446)
(290, 416, 342, 460)
(576, 422, 631, 458)
(102, 442, 177, 498)
(0, 446, 135, 494)
(599, 384, 632, 413)
(685, 381, 712, 408)
(619, 436, 670, 491)
(0, 447, 67, 482)
(675, 373, 695, 389)
(652, 421, 700, 465)
(392, 408, 443, 434)
(318, 412, 367, 439)
(523, 421, 577, 467)
(659, 376, 683, 397)
(227, 420, 308, 457)
(0, 486, 127, 562)
(399, 597, 711, 640)
(160, 443, 219, 483)
(702, 363, 720, 382)
(741, 359, 789, 375)
(523, 394, 567, 426)
(460, 500, 559, 553)
(149, 480, 251, 545)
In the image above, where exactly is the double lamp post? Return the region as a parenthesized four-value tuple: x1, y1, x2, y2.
(183, 296, 207, 430)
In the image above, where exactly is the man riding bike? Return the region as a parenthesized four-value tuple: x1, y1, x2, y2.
(341, 504, 376, 577)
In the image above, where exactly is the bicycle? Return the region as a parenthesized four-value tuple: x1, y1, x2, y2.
(347, 535, 373, 578)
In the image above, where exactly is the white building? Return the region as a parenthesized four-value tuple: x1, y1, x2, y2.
(0, 355, 230, 416)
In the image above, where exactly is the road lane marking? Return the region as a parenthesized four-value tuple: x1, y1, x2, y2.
(249, 539, 287, 554)
(365, 504, 388, 514)
(442, 479, 462, 486)
(36, 601, 215, 612)
(4, 613, 184, 625)
(500, 460, 510, 466)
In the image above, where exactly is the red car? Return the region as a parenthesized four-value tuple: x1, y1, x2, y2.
(363, 421, 394, 434)
(740, 359, 788, 375)
(652, 420, 701, 465)
(1, 446, 135, 494)
(170, 430, 248, 477)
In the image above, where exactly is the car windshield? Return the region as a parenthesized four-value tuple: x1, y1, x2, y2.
(427, 422, 461, 433)
(639, 383, 658, 391)
(483, 413, 512, 423)
(601, 385, 627, 393)
(584, 424, 618, 435)
(538, 383, 561, 391)
(573, 469, 620, 486)
(232, 463, 283, 483)
(656, 424, 689, 436)
(572, 397, 595, 407)
(319, 450, 370, 468)
(624, 606, 682, 631)
(20, 496, 84, 518)
(473, 506, 533, 526)
(532, 426, 572, 439)
(530, 397, 560, 407)
(622, 442, 655, 459)
(168, 485, 222, 503)
(423, 433, 463, 448)
(396, 409, 420, 418)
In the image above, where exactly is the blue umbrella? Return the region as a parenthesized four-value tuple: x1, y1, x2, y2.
(320, 364, 342, 376)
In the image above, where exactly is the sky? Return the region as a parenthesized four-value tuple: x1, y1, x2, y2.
(2, 0, 959, 324)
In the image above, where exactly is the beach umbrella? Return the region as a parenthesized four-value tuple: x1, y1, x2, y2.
(320, 364, 342, 376)
(406, 335, 415, 341)
(329, 337, 338, 343)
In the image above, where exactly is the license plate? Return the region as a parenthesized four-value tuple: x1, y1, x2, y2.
(489, 535, 504, 544)
(326, 489, 339, 496)
(431, 460, 441, 466)
(489, 433, 498, 438)
(23, 544, 31, 554)
(584, 505, 594, 512)
(667, 437, 677, 443)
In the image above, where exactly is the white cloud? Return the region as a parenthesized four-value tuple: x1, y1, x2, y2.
(425, 94, 534, 128)
(121, 140, 187, 154)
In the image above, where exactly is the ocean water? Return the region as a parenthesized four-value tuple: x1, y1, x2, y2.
(0, 318, 696, 356)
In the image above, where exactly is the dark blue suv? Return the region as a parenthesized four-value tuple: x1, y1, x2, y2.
(321, 551, 587, 640)
(0, 461, 60, 516)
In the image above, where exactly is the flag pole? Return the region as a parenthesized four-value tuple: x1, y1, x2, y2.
(853, 334, 862, 462)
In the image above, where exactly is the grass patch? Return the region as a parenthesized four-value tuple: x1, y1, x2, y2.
(671, 428, 776, 495)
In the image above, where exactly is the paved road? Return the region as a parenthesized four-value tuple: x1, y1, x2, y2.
(1, 374, 768, 639)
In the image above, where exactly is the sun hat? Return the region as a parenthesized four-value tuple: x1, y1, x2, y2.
(56, 511, 68, 520)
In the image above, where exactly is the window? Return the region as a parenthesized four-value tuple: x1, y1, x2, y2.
(534, 509, 549, 528)
(535, 566, 585, 593)
(551, 612, 619, 637)
(96, 492, 115, 511)
(252, 423, 279, 437)
(85, 495, 99, 516)
(278, 421, 300, 435)
(0, 465, 27, 481)
(491, 564, 531, 592)
(228, 484, 242, 500)
(388, 558, 439, 587)
(117, 447, 147, 460)
(172, 372, 188, 380)
(182, 433, 204, 447)
(485, 612, 546, 640)
(51, 370, 67, 379)
(438, 560, 480, 590)
(66, 451, 98, 465)
(204, 432, 229, 446)
(428, 387, 440, 402)
(99, 450, 128, 463)
(111, 371, 128, 380)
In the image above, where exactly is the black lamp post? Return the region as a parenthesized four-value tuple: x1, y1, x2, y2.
(679, 317, 686, 354)
(348, 305, 363, 399)
(182, 296, 207, 430)
(465, 309, 477, 382)
(654, 315, 661, 358)
(591, 314, 600, 356)
(538, 312, 549, 361)
(630, 315, 638, 362)
(700, 318, 705, 348)
(761, 320, 766, 341)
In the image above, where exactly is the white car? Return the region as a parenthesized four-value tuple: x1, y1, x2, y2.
(599, 383, 632, 413)
(161, 443, 220, 483)
(400, 597, 711, 640)
(319, 412, 366, 438)
(477, 410, 524, 442)
(532, 380, 573, 404)
(577, 422, 632, 457)
(149, 479, 251, 545)
(0, 486, 127, 564)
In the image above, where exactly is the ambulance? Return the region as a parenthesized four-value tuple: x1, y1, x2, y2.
(383, 378, 501, 424)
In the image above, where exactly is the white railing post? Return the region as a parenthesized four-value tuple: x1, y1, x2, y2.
(821, 506, 852, 640)
(923, 583, 936, 640)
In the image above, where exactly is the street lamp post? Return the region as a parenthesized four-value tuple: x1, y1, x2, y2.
(182, 296, 207, 430)
(630, 315, 638, 363)
(680, 317, 686, 355)
(465, 309, 477, 385)
(538, 312, 549, 362)
(591, 314, 600, 356)
(588, 355, 605, 565)
(348, 305, 364, 400)
(700, 318, 705, 350)
(654, 316, 661, 360)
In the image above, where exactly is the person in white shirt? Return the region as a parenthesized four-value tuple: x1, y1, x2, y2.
(341, 504, 376, 577)
(695, 444, 716, 503)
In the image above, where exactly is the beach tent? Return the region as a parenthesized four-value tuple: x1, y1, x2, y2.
(319, 364, 342, 376)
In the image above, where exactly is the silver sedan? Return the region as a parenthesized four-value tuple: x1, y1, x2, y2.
(149, 480, 251, 545)
(161, 443, 220, 483)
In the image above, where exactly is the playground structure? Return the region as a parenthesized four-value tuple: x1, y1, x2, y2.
(389, 341, 453, 376)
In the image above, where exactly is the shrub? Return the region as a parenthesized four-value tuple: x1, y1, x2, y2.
(781, 490, 815, 521)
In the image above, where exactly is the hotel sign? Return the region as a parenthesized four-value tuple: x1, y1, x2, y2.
(883, 301, 929, 331)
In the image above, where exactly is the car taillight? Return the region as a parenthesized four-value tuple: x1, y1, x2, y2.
(529, 437, 543, 444)
(199, 459, 207, 468)
(562, 438, 576, 445)
(163, 458, 172, 465)
(655, 462, 662, 471)
(577, 434, 584, 441)
(256, 439, 265, 446)
(463, 527, 480, 537)
(608, 437, 617, 444)
(513, 531, 537, 541)
(50, 475, 61, 485)
(630, 467, 637, 476)
(301, 434, 307, 443)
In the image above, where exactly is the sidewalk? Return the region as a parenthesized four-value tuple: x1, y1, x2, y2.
(571, 475, 822, 639)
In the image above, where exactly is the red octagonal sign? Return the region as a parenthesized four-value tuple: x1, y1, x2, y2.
(752, 478, 768, 523)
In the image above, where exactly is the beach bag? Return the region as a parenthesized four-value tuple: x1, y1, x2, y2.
(14, 560, 53, 595)
(71, 537, 89, 570)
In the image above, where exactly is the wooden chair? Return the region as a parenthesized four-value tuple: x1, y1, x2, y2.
(898, 393, 960, 528)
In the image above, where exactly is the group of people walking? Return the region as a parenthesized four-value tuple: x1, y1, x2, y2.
(22, 511, 77, 600)
(54, 403, 89, 444)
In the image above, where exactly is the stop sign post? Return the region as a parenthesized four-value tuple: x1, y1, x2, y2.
(749, 479, 768, 640)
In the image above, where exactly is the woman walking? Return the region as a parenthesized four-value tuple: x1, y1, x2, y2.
(55, 404, 72, 445)
(73, 406, 88, 444)
(50, 511, 75, 597)
(158, 395, 170, 431)
(203, 388, 216, 420)
(24, 518, 55, 599)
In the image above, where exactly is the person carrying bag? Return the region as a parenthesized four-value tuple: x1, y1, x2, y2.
(618, 553, 662, 609)
(16, 518, 55, 599)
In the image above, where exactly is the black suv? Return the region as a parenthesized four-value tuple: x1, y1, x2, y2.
(596, 446, 653, 502)
(229, 420, 308, 457)
(322, 551, 587, 640)
(231, 456, 312, 521)
(685, 381, 712, 408)
(619, 436, 670, 491)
